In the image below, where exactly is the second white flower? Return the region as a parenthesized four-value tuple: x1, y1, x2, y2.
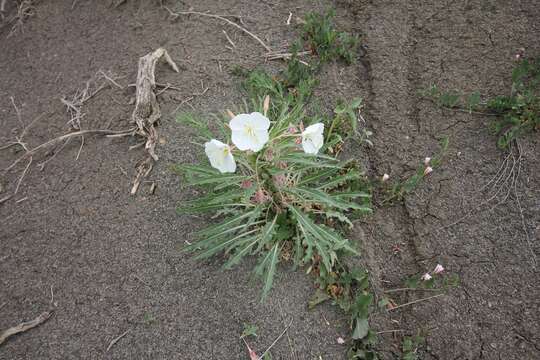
(301, 123, 324, 154)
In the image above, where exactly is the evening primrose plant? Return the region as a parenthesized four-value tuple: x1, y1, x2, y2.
(175, 96, 371, 298)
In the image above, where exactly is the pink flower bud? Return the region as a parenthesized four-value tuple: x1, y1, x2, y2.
(240, 180, 253, 189)
(295, 137, 302, 144)
(251, 189, 270, 204)
(273, 174, 287, 187)
(288, 125, 298, 134)
(433, 264, 444, 274)
(382, 173, 390, 182)
(421, 273, 432, 281)
(423, 166, 433, 176)
(264, 149, 274, 161)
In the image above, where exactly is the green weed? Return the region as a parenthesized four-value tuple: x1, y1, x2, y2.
(420, 57, 540, 148)
(301, 9, 360, 65)
(383, 137, 449, 204)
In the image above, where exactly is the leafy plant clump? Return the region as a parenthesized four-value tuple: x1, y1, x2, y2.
(302, 9, 360, 65)
(177, 10, 379, 358)
(175, 97, 371, 299)
(382, 137, 449, 204)
(420, 57, 540, 148)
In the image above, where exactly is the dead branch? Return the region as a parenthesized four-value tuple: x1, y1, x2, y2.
(106, 329, 129, 352)
(6, 0, 35, 38)
(265, 50, 312, 61)
(0, 311, 53, 346)
(4, 128, 136, 173)
(162, 6, 272, 52)
(131, 47, 178, 161)
(129, 47, 178, 193)
(387, 294, 445, 311)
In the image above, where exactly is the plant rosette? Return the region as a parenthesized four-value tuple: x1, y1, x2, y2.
(175, 97, 371, 299)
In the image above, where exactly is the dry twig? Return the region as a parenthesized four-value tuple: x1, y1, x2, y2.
(162, 6, 271, 52)
(0, 311, 53, 346)
(106, 330, 130, 352)
(388, 294, 445, 311)
(129, 47, 179, 193)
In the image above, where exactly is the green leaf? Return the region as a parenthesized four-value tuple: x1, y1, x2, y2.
(176, 112, 214, 140)
(240, 323, 258, 338)
(352, 318, 369, 340)
(194, 229, 259, 260)
(466, 91, 481, 113)
(316, 170, 362, 190)
(255, 242, 281, 300)
(308, 289, 331, 309)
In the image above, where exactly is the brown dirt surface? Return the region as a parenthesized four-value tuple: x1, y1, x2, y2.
(0, 1, 538, 359)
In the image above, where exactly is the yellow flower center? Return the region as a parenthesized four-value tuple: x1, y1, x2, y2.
(244, 124, 256, 138)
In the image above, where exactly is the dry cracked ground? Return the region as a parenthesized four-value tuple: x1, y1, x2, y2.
(0, 1, 538, 359)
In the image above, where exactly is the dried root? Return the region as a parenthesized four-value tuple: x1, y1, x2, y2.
(1, 48, 179, 203)
(0, 310, 53, 346)
(129, 47, 179, 193)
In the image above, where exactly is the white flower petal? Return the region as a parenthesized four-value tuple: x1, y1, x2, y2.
(304, 123, 324, 136)
(205, 139, 236, 173)
(229, 114, 251, 130)
(230, 112, 270, 152)
(301, 122, 325, 154)
(248, 112, 270, 130)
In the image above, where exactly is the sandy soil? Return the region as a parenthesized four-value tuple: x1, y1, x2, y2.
(0, 1, 538, 359)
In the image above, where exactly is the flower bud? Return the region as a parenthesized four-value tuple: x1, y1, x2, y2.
(424, 157, 431, 165)
(263, 95, 270, 116)
(240, 180, 253, 189)
(433, 264, 444, 274)
(382, 173, 390, 182)
(423, 166, 433, 176)
(421, 273, 432, 281)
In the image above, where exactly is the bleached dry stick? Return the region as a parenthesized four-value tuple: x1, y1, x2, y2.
(106, 330, 130, 352)
(0, 311, 53, 346)
(162, 7, 272, 52)
(129, 47, 179, 194)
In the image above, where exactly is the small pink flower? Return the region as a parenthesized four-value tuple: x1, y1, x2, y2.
(424, 157, 431, 165)
(382, 173, 390, 182)
(423, 166, 433, 176)
(337, 337, 345, 345)
(421, 273, 432, 281)
(241, 180, 253, 189)
(433, 264, 444, 274)
(295, 137, 302, 145)
(288, 125, 298, 134)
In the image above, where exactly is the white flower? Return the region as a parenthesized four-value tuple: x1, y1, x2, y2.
(382, 173, 390, 182)
(421, 273, 432, 281)
(337, 337, 345, 344)
(424, 157, 431, 165)
(423, 166, 433, 176)
(229, 112, 270, 152)
(204, 139, 236, 173)
(433, 264, 444, 274)
(301, 123, 324, 154)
